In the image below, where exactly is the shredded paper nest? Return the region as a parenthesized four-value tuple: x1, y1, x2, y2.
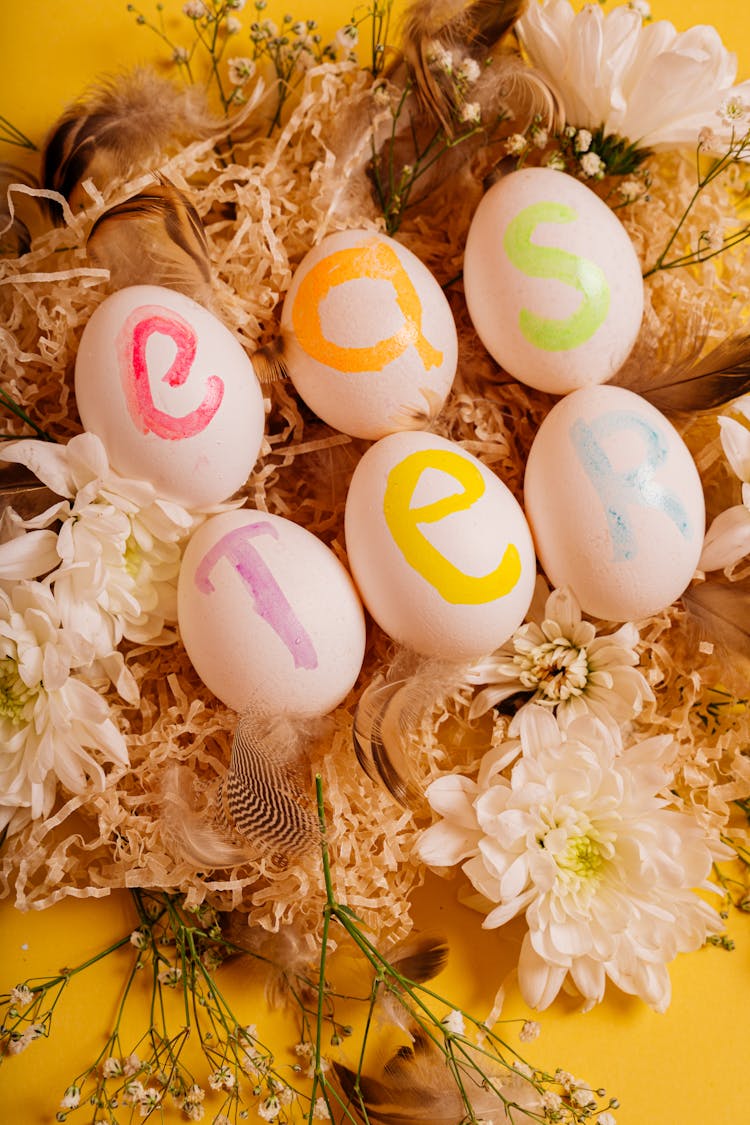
(1, 58, 750, 946)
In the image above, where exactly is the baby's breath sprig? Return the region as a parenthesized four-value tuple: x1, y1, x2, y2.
(311, 776, 618, 1125)
(346, 0, 394, 77)
(643, 106, 750, 279)
(247, 8, 337, 134)
(2, 790, 615, 1125)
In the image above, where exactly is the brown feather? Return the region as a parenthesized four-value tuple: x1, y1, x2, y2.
(397, 0, 528, 132)
(332, 1025, 537, 1124)
(638, 332, 750, 415)
(86, 174, 212, 300)
(352, 661, 463, 810)
(251, 335, 290, 384)
(387, 931, 450, 984)
(40, 68, 214, 215)
(681, 574, 750, 663)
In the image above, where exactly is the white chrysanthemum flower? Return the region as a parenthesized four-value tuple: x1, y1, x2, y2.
(0, 580, 128, 836)
(700, 395, 750, 570)
(0, 433, 197, 661)
(465, 586, 653, 731)
(418, 707, 726, 1013)
(517, 0, 750, 151)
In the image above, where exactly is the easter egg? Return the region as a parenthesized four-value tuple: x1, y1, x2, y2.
(344, 431, 536, 659)
(463, 167, 644, 394)
(280, 229, 458, 439)
(177, 509, 366, 716)
(523, 384, 705, 621)
(75, 285, 265, 508)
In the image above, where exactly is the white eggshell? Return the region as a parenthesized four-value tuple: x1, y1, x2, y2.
(177, 510, 366, 716)
(280, 229, 458, 439)
(75, 285, 265, 508)
(344, 431, 536, 659)
(463, 167, 644, 394)
(523, 385, 705, 621)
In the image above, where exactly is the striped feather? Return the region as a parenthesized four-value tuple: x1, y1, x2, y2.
(217, 712, 320, 860)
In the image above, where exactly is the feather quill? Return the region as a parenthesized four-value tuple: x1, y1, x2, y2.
(332, 1025, 537, 1124)
(681, 574, 750, 663)
(161, 710, 321, 871)
(397, 0, 529, 132)
(614, 330, 750, 416)
(40, 69, 215, 215)
(86, 175, 212, 300)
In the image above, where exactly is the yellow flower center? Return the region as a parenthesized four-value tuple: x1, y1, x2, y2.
(0, 657, 37, 724)
(515, 640, 589, 702)
(557, 833, 603, 880)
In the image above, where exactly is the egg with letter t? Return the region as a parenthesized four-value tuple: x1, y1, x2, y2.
(463, 167, 644, 394)
(177, 510, 367, 716)
(523, 385, 705, 621)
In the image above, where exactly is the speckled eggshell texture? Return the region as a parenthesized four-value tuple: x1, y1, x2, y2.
(523, 384, 706, 621)
(75, 285, 265, 508)
(177, 509, 367, 716)
(463, 167, 644, 394)
(280, 229, 458, 439)
(344, 430, 536, 659)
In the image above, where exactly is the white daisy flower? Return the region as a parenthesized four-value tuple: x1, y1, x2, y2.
(517, 0, 750, 151)
(0, 580, 127, 836)
(418, 707, 727, 1013)
(465, 585, 653, 732)
(700, 395, 750, 571)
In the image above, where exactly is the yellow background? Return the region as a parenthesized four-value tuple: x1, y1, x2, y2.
(2, 2, 750, 1123)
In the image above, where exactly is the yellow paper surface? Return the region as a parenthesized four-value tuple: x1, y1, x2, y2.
(2, 2, 750, 1123)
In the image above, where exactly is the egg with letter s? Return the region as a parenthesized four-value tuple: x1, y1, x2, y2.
(75, 285, 265, 508)
(177, 509, 366, 716)
(344, 430, 536, 659)
(280, 229, 458, 439)
(463, 167, 644, 394)
(523, 384, 705, 621)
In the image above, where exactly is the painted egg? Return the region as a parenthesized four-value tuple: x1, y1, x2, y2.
(344, 430, 536, 659)
(523, 384, 705, 621)
(463, 167, 644, 395)
(75, 285, 265, 508)
(279, 229, 458, 439)
(177, 509, 366, 716)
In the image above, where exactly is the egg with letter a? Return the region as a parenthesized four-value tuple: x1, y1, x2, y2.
(75, 285, 265, 508)
(523, 385, 705, 622)
(177, 509, 367, 716)
(344, 430, 536, 659)
(280, 229, 458, 439)
(463, 167, 644, 394)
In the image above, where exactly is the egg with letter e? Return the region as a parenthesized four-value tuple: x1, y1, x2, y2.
(463, 167, 644, 394)
(177, 510, 367, 716)
(523, 384, 705, 622)
(75, 285, 265, 508)
(344, 430, 536, 659)
(280, 229, 458, 439)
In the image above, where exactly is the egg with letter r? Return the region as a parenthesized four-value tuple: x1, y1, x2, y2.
(344, 430, 536, 659)
(177, 509, 366, 716)
(523, 384, 705, 621)
(75, 285, 265, 508)
(280, 229, 458, 439)
(463, 167, 644, 394)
